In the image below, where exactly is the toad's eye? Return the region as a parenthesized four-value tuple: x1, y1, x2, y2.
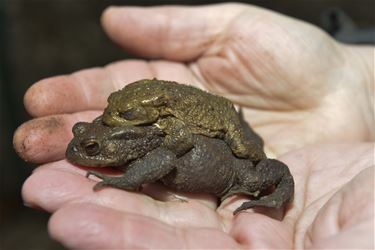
(119, 108, 140, 120)
(82, 140, 100, 156)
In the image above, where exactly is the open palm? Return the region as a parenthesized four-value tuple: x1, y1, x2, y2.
(15, 4, 373, 164)
(14, 3, 374, 249)
(22, 144, 373, 249)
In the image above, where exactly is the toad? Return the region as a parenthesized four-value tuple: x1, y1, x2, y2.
(102, 79, 266, 161)
(66, 119, 294, 215)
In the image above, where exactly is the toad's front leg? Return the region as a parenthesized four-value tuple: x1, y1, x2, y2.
(86, 147, 177, 191)
(157, 117, 194, 157)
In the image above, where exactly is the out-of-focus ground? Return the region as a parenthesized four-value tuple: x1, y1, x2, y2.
(1, 0, 373, 249)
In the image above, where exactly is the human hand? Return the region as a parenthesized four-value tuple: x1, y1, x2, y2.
(13, 3, 374, 164)
(14, 3, 374, 249)
(22, 143, 374, 249)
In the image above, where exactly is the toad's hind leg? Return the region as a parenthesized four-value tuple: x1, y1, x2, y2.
(225, 109, 266, 160)
(225, 128, 266, 161)
(234, 159, 294, 215)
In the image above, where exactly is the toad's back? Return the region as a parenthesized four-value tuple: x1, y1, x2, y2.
(109, 79, 240, 132)
(106, 79, 266, 160)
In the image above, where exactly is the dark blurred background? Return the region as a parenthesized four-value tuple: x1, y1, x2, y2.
(1, 0, 374, 249)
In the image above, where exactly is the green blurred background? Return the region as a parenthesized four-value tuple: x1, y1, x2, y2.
(1, 0, 373, 249)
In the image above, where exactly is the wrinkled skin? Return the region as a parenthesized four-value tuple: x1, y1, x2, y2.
(103, 79, 265, 160)
(66, 120, 294, 214)
(66, 120, 164, 167)
(23, 144, 374, 249)
(14, 3, 374, 249)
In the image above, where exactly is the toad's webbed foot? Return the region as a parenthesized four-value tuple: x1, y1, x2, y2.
(233, 198, 284, 215)
(86, 170, 141, 191)
(86, 170, 111, 191)
(233, 159, 294, 215)
(92, 181, 111, 191)
(86, 170, 104, 179)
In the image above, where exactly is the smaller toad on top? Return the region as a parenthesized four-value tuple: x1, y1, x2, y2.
(102, 79, 265, 161)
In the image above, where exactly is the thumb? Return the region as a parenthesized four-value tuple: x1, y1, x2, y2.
(100, 4, 249, 61)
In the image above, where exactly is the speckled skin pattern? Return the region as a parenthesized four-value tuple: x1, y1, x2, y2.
(102, 79, 266, 161)
(66, 120, 294, 215)
(66, 118, 165, 167)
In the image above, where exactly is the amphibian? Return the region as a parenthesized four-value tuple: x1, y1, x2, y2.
(66, 120, 294, 215)
(102, 79, 265, 161)
(66, 118, 164, 167)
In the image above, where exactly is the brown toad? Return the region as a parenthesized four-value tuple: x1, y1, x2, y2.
(102, 79, 265, 160)
(66, 119, 294, 215)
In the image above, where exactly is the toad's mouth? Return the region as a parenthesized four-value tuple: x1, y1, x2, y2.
(68, 153, 141, 169)
(83, 153, 142, 168)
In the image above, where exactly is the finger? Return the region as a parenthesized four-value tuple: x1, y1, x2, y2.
(24, 61, 148, 117)
(13, 111, 100, 163)
(25, 60, 195, 117)
(230, 213, 292, 249)
(49, 203, 239, 249)
(22, 161, 93, 211)
(23, 161, 220, 228)
(101, 4, 248, 60)
(306, 167, 374, 249)
(22, 161, 156, 213)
